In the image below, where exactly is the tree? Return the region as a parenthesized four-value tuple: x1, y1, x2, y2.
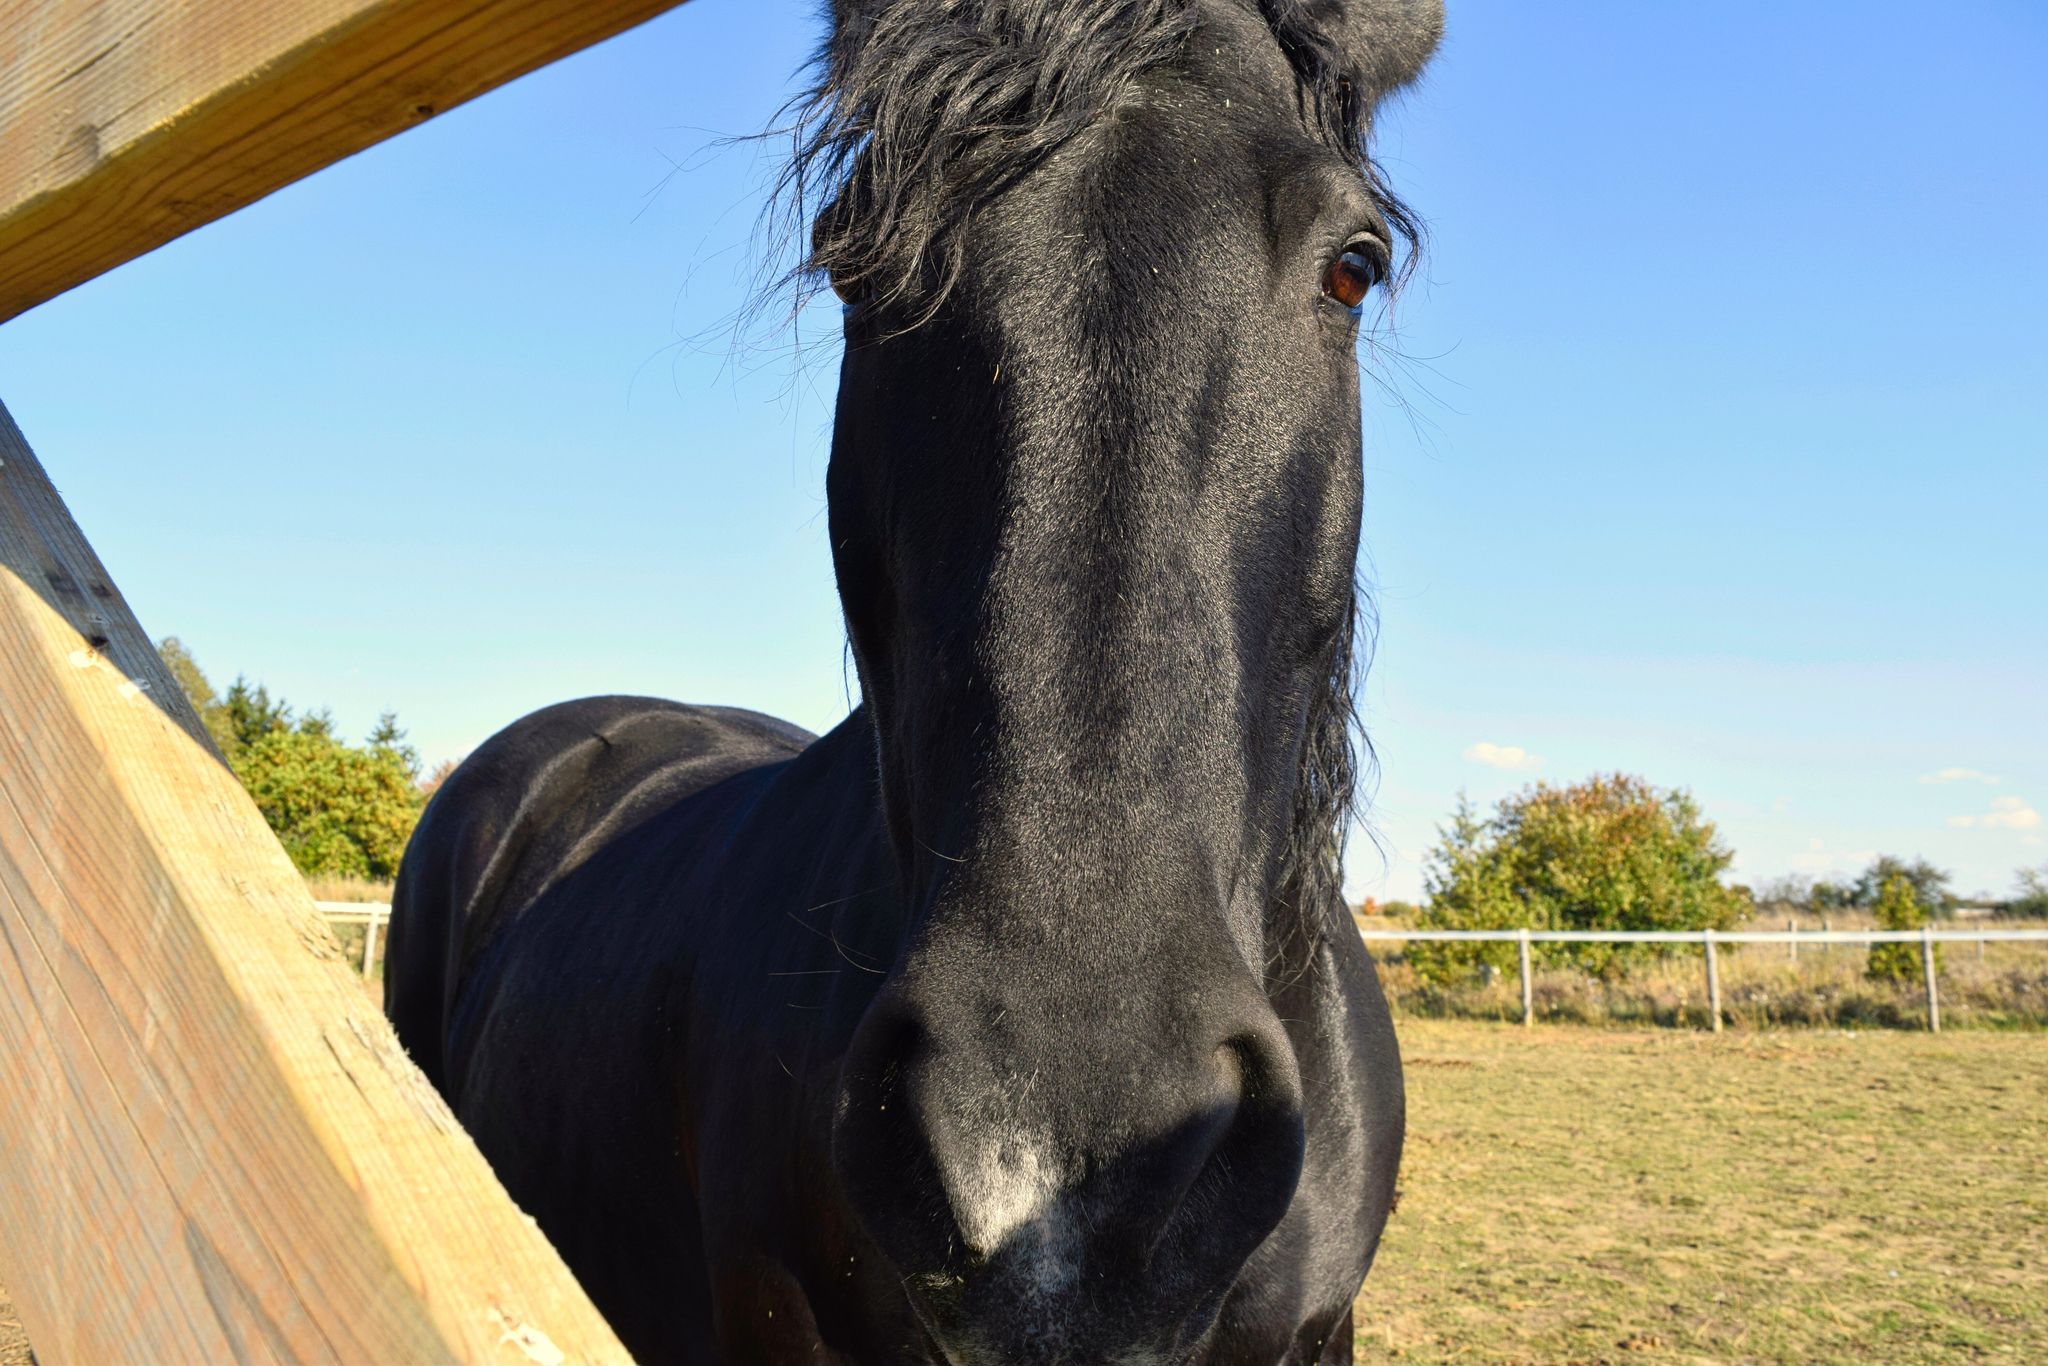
(1755, 874, 1813, 917)
(220, 676, 291, 755)
(157, 636, 242, 757)
(1867, 874, 1939, 982)
(156, 638, 427, 879)
(420, 757, 460, 803)
(2012, 864, 2048, 920)
(367, 709, 422, 783)
(232, 725, 423, 880)
(1809, 879, 1853, 913)
(1848, 856, 1954, 918)
(1409, 774, 1751, 984)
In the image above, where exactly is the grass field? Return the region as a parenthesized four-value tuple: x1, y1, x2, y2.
(5, 1013, 2039, 1363)
(1359, 1019, 2047, 1362)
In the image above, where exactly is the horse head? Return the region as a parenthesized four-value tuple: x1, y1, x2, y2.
(800, 1, 1439, 1359)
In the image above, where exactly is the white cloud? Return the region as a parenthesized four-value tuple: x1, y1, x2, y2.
(1949, 795, 2041, 830)
(1790, 837, 1878, 875)
(1771, 795, 1791, 814)
(1919, 767, 2001, 785)
(1988, 796, 2038, 827)
(1463, 742, 1542, 771)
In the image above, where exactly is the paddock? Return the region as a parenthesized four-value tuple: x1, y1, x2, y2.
(11, 1018, 2044, 1362)
(1365, 1020, 2048, 1361)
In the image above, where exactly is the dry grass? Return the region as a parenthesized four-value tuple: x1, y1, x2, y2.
(303, 877, 392, 987)
(0, 1292, 26, 1366)
(7, 1025, 2040, 1363)
(1365, 916, 2048, 1033)
(302, 875, 393, 904)
(1358, 1019, 2048, 1363)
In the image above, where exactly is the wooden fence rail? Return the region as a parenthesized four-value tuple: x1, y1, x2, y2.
(0, 0, 691, 323)
(1356, 927, 2048, 1034)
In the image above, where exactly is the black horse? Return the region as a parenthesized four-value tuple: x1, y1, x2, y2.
(385, 1, 1440, 1360)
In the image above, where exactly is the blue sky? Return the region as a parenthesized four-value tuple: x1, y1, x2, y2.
(1, 1, 2040, 901)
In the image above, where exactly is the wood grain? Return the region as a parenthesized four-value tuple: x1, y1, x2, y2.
(0, 0, 690, 322)
(0, 397, 629, 1362)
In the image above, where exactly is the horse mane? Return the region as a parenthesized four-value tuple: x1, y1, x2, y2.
(1275, 587, 1374, 968)
(772, 0, 1422, 322)
(775, 0, 1414, 945)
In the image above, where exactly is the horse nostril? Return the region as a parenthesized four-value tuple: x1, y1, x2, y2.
(1147, 1018, 1307, 1262)
(1217, 1001, 1306, 1120)
(847, 1001, 924, 1096)
(834, 978, 1310, 1341)
(832, 994, 961, 1267)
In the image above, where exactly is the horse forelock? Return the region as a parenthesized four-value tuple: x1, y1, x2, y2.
(774, 0, 1422, 328)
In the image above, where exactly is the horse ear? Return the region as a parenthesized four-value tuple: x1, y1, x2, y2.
(1301, 0, 1444, 103)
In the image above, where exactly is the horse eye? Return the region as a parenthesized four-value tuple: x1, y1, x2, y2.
(1322, 249, 1385, 311)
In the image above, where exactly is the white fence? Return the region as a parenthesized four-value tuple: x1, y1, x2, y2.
(314, 904, 2044, 1033)
(1357, 926, 2048, 1033)
(315, 901, 391, 977)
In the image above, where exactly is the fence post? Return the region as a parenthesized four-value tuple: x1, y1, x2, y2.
(1787, 917, 1797, 962)
(1517, 928, 1533, 1028)
(362, 910, 381, 978)
(1821, 917, 1830, 955)
(1922, 926, 1940, 1033)
(1704, 929, 1722, 1033)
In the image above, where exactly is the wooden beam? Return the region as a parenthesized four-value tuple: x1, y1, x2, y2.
(0, 0, 691, 323)
(0, 398, 629, 1362)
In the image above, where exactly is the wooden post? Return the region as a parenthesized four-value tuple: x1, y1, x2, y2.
(1821, 917, 1830, 955)
(0, 0, 693, 323)
(0, 401, 627, 1363)
(362, 909, 382, 978)
(1704, 930, 1722, 1033)
(1787, 917, 1797, 962)
(1517, 928, 1533, 1028)
(1922, 926, 1940, 1033)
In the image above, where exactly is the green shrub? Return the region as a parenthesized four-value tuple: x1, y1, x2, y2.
(232, 726, 423, 879)
(158, 638, 426, 880)
(1867, 873, 1940, 982)
(1850, 855, 1955, 918)
(2012, 864, 2048, 920)
(1409, 774, 1750, 986)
